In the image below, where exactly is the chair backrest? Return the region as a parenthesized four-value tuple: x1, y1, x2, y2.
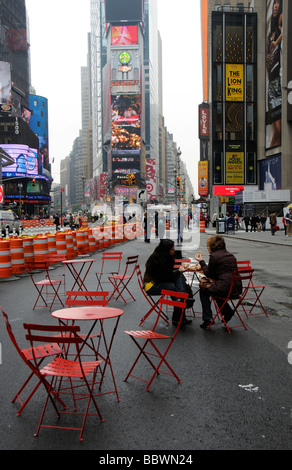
(237, 261, 251, 269)
(1, 307, 24, 359)
(154, 290, 188, 333)
(135, 266, 144, 288)
(27, 260, 50, 272)
(232, 268, 254, 282)
(23, 323, 83, 367)
(100, 252, 123, 273)
(121, 255, 139, 277)
(65, 290, 109, 307)
(1, 307, 62, 369)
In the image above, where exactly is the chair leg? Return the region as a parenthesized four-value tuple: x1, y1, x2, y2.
(33, 286, 48, 309)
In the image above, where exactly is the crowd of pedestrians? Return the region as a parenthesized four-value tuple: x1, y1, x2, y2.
(211, 208, 292, 237)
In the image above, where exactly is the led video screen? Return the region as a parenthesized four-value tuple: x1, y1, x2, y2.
(112, 26, 138, 45)
(111, 95, 141, 151)
(1, 144, 39, 177)
(105, 0, 143, 23)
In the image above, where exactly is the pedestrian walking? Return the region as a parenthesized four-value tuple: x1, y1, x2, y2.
(260, 213, 267, 232)
(212, 212, 217, 229)
(243, 214, 250, 232)
(269, 211, 277, 235)
(285, 208, 292, 237)
(250, 214, 257, 232)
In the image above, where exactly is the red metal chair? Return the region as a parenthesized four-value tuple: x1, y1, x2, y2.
(124, 290, 188, 391)
(208, 269, 252, 334)
(108, 255, 139, 303)
(136, 266, 169, 326)
(95, 252, 123, 291)
(65, 290, 109, 308)
(28, 261, 64, 311)
(237, 261, 268, 317)
(0, 307, 66, 416)
(23, 322, 104, 441)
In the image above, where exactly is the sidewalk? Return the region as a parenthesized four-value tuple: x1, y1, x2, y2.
(204, 226, 292, 247)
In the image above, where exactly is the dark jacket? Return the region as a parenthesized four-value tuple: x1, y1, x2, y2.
(144, 252, 178, 284)
(199, 249, 242, 298)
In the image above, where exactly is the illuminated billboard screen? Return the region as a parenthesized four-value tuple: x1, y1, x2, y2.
(1, 144, 39, 177)
(105, 0, 143, 23)
(112, 26, 138, 45)
(111, 95, 141, 152)
(0, 61, 12, 113)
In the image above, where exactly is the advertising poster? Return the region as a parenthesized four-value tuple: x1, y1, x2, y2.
(226, 152, 244, 184)
(1, 144, 39, 177)
(0, 61, 12, 113)
(146, 158, 157, 201)
(259, 154, 282, 190)
(111, 94, 141, 152)
(112, 26, 138, 45)
(266, 0, 283, 148)
(198, 161, 209, 196)
(226, 64, 244, 101)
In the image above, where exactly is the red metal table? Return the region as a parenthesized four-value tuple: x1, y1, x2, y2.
(62, 258, 96, 292)
(52, 306, 124, 401)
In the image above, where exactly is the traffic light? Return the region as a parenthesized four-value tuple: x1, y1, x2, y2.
(177, 176, 181, 187)
(32, 178, 36, 187)
(126, 174, 131, 184)
(130, 174, 135, 185)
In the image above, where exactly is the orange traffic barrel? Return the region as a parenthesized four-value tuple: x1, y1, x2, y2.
(88, 228, 97, 252)
(33, 236, 48, 262)
(83, 229, 89, 254)
(23, 237, 34, 268)
(56, 232, 67, 257)
(76, 230, 85, 254)
(47, 233, 57, 255)
(65, 232, 75, 259)
(72, 230, 78, 256)
(0, 240, 13, 279)
(199, 220, 205, 233)
(10, 238, 25, 275)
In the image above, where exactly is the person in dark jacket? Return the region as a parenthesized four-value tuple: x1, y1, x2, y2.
(143, 239, 193, 326)
(250, 214, 257, 232)
(195, 235, 242, 329)
(243, 214, 250, 232)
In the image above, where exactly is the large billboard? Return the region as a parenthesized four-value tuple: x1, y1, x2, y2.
(105, 0, 143, 23)
(266, 0, 283, 148)
(112, 26, 138, 46)
(226, 64, 244, 102)
(1, 144, 39, 178)
(198, 161, 209, 196)
(0, 61, 12, 114)
(111, 94, 141, 190)
(111, 94, 141, 152)
(287, 1, 292, 121)
(259, 154, 282, 190)
(226, 152, 244, 184)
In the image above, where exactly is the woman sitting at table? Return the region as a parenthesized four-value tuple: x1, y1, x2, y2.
(195, 235, 242, 329)
(143, 239, 193, 326)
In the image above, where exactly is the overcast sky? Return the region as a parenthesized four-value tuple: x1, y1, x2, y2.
(25, 0, 203, 194)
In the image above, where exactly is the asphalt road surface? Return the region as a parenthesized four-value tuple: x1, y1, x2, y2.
(0, 230, 291, 452)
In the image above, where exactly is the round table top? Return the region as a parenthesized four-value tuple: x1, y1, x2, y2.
(62, 258, 96, 264)
(52, 306, 124, 321)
